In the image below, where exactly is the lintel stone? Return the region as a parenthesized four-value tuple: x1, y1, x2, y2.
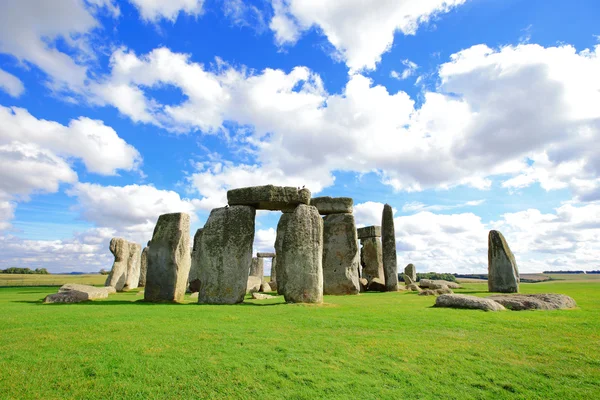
(227, 185, 310, 211)
(310, 196, 353, 215)
(357, 225, 381, 239)
(257, 252, 276, 258)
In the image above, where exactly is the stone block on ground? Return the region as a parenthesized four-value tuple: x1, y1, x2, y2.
(420, 279, 461, 289)
(310, 196, 353, 215)
(105, 237, 130, 291)
(44, 292, 90, 304)
(260, 281, 272, 292)
(322, 213, 360, 295)
(407, 283, 422, 293)
(435, 294, 506, 311)
(247, 276, 262, 294)
(488, 230, 520, 293)
(357, 226, 381, 239)
(268, 281, 278, 292)
(59, 284, 111, 300)
(381, 204, 399, 292)
(486, 294, 576, 310)
(366, 277, 386, 292)
(252, 293, 278, 300)
(227, 185, 310, 211)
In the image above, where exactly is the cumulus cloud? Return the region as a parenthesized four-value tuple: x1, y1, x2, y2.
(402, 200, 485, 213)
(129, 0, 204, 22)
(0, 68, 24, 97)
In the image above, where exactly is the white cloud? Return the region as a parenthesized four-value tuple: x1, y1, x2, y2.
(390, 59, 418, 80)
(222, 0, 267, 32)
(268, 0, 467, 71)
(129, 0, 204, 22)
(402, 199, 485, 213)
(0, 200, 16, 231)
(0, 68, 24, 97)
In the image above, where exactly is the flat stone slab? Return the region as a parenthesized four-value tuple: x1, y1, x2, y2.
(310, 196, 353, 215)
(252, 293, 278, 300)
(44, 292, 90, 304)
(59, 284, 111, 300)
(420, 279, 461, 289)
(257, 252, 276, 258)
(486, 294, 577, 310)
(419, 288, 453, 296)
(227, 185, 311, 211)
(435, 294, 506, 311)
(357, 226, 381, 239)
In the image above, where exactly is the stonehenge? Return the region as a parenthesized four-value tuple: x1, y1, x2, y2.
(139, 241, 149, 287)
(404, 264, 417, 285)
(188, 229, 203, 293)
(124, 242, 141, 291)
(322, 212, 360, 295)
(488, 230, 519, 293)
(227, 185, 310, 211)
(105, 237, 143, 292)
(357, 226, 384, 286)
(381, 204, 399, 292)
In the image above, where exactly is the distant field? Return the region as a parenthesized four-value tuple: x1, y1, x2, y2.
(0, 274, 106, 287)
(457, 273, 600, 284)
(0, 280, 598, 399)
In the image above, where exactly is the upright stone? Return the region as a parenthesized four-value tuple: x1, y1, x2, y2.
(144, 213, 191, 302)
(280, 204, 323, 303)
(360, 237, 384, 281)
(270, 256, 277, 282)
(198, 206, 256, 304)
(381, 204, 399, 292)
(249, 257, 264, 278)
(227, 185, 311, 211)
(138, 241, 149, 287)
(124, 242, 141, 290)
(188, 229, 204, 292)
(404, 263, 417, 285)
(105, 238, 130, 291)
(322, 213, 360, 295)
(488, 230, 519, 293)
(274, 213, 292, 295)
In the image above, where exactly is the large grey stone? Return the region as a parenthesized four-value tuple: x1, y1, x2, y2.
(279, 204, 323, 303)
(486, 294, 577, 310)
(260, 281, 272, 293)
(44, 292, 90, 304)
(105, 238, 130, 291)
(381, 204, 399, 292)
(435, 294, 506, 311)
(249, 257, 264, 278)
(322, 213, 360, 295)
(144, 213, 191, 302)
(488, 230, 519, 293)
(198, 206, 256, 304)
(139, 242, 149, 287)
(357, 225, 381, 239)
(366, 277, 386, 292)
(252, 292, 277, 300)
(188, 229, 203, 292)
(420, 279, 461, 290)
(310, 196, 353, 215)
(59, 284, 111, 300)
(246, 275, 262, 294)
(227, 185, 310, 211)
(274, 213, 292, 295)
(360, 237, 384, 282)
(124, 242, 141, 291)
(404, 264, 417, 284)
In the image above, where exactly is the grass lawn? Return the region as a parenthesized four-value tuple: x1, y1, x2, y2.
(0, 280, 598, 399)
(0, 274, 106, 287)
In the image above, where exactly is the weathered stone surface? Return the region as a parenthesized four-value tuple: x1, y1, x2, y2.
(359, 278, 368, 292)
(252, 292, 277, 300)
(268, 281, 278, 292)
(274, 213, 292, 295)
(260, 281, 272, 293)
(103, 286, 117, 294)
(105, 238, 130, 291)
(322, 213, 360, 295)
(381, 204, 399, 292)
(357, 225, 381, 239)
(407, 283, 422, 293)
(145, 213, 191, 303)
(279, 204, 323, 303)
(188, 229, 203, 292)
(419, 288, 453, 296)
(257, 252, 276, 258)
(486, 294, 577, 310)
(59, 284, 111, 300)
(198, 206, 255, 304)
(435, 294, 506, 311)
(310, 196, 353, 215)
(227, 185, 310, 211)
(139, 243, 149, 287)
(270, 256, 277, 282)
(44, 292, 90, 303)
(360, 237, 384, 282)
(488, 230, 519, 293)
(420, 279, 461, 290)
(404, 264, 417, 284)
(367, 277, 386, 292)
(124, 242, 141, 290)
(247, 275, 262, 294)
(249, 257, 264, 278)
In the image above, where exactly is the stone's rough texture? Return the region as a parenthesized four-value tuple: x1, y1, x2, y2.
(139, 245, 149, 287)
(198, 206, 256, 304)
(270, 257, 277, 282)
(419, 288, 453, 296)
(404, 264, 417, 284)
(310, 196, 353, 215)
(360, 237, 384, 282)
(268, 281, 278, 292)
(381, 204, 399, 292)
(249, 257, 264, 278)
(357, 225, 381, 239)
(144, 213, 191, 303)
(322, 213, 360, 295)
(227, 185, 311, 211)
(359, 278, 368, 292)
(279, 204, 324, 303)
(103, 286, 117, 294)
(404, 274, 417, 286)
(435, 294, 506, 311)
(105, 238, 130, 291)
(487, 294, 577, 310)
(488, 230, 519, 293)
(246, 276, 262, 294)
(44, 292, 90, 303)
(274, 213, 292, 295)
(188, 229, 204, 292)
(260, 281, 272, 293)
(420, 279, 461, 290)
(59, 284, 111, 300)
(367, 277, 386, 292)
(407, 283, 423, 293)
(257, 252, 276, 258)
(124, 242, 141, 290)
(252, 293, 277, 300)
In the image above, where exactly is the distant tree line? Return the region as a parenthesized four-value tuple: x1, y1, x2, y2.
(543, 270, 600, 274)
(398, 272, 457, 282)
(0, 267, 49, 274)
(99, 269, 110, 275)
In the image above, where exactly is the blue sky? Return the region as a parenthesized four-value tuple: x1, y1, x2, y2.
(0, 0, 599, 274)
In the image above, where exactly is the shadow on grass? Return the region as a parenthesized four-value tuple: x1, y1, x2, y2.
(14, 299, 287, 307)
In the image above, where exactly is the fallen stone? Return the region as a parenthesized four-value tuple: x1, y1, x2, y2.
(310, 196, 353, 215)
(381, 204, 399, 292)
(252, 292, 277, 300)
(247, 276, 262, 294)
(360, 237, 384, 282)
(124, 242, 141, 291)
(407, 283, 422, 293)
(280, 204, 324, 303)
(488, 230, 520, 293)
(144, 213, 191, 302)
(404, 264, 417, 284)
(367, 277, 386, 292)
(359, 278, 368, 292)
(227, 185, 310, 211)
(103, 286, 117, 294)
(486, 294, 577, 310)
(322, 213, 360, 295)
(419, 288, 453, 296)
(274, 213, 292, 295)
(249, 257, 264, 278)
(188, 229, 204, 292)
(420, 279, 461, 290)
(260, 281, 272, 293)
(357, 225, 381, 240)
(139, 242, 149, 287)
(59, 284, 111, 300)
(44, 292, 90, 303)
(199, 206, 255, 304)
(435, 294, 506, 311)
(257, 252, 276, 258)
(105, 238, 130, 292)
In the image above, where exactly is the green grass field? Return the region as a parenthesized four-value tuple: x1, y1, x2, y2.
(1, 279, 599, 399)
(0, 274, 106, 287)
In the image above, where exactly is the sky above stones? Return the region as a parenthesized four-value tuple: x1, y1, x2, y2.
(0, 0, 599, 274)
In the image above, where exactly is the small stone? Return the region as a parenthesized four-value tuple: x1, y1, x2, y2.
(252, 292, 277, 300)
(268, 281, 278, 292)
(260, 281, 272, 292)
(420, 279, 461, 289)
(359, 278, 368, 292)
(366, 278, 386, 292)
(357, 226, 381, 239)
(404, 264, 417, 284)
(310, 196, 353, 215)
(407, 283, 422, 293)
(227, 185, 310, 211)
(435, 294, 506, 311)
(247, 276, 262, 294)
(488, 230, 520, 293)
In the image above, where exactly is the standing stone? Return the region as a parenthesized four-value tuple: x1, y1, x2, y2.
(381, 204, 399, 292)
(270, 256, 277, 282)
(488, 230, 519, 293)
(249, 257, 264, 278)
(360, 237, 384, 282)
(123, 242, 141, 290)
(139, 241, 150, 287)
(188, 229, 204, 292)
(404, 263, 417, 285)
(322, 213, 360, 295)
(279, 204, 323, 303)
(105, 238, 130, 292)
(144, 213, 191, 302)
(198, 206, 256, 304)
(274, 213, 292, 295)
